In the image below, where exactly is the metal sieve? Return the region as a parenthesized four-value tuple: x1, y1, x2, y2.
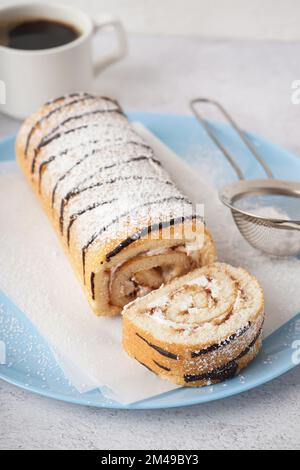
(191, 98, 300, 257)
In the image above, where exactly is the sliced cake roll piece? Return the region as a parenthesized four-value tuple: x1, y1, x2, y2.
(16, 93, 216, 316)
(123, 263, 264, 387)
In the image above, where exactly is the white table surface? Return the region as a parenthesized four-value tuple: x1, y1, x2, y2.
(0, 34, 300, 450)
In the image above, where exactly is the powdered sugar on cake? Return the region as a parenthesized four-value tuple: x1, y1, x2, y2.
(21, 94, 194, 253)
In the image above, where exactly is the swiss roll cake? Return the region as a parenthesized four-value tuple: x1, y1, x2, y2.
(123, 263, 264, 386)
(16, 93, 216, 316)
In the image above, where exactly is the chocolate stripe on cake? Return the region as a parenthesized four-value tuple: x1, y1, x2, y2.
(90, 272, 96, 300)
(38, 156, 56, 191)
(153, 360, 171, 372)
(67, 198, 118, 246)
(105, 214, 199, 262)
(184, 361, 238, 383)
(36, 139, 100, 179)
(44, 95, 68, 106)
(37, 108, 123, 151)
(191, 322, 251, 358)
(81, 196, 192, 279)
(235, 327, 263, 360)
(51, 152, 97, 209)
(59, 156, 162, 228)
(65, 177, 173, 244)
(184, 329, 262, 383)
(45, 92, 85, 107)
(34, 122, 100, 158)
(136, 333, 179, 360)
(31, 124, 92, 173)
(25, 93, 96, 156)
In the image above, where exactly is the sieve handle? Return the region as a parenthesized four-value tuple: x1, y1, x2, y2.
(190, 98, 274, 180)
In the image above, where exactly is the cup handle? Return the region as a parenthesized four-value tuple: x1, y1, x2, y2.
(93, 13, 127, 76)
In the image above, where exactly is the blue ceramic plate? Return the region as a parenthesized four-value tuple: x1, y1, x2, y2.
(0, 112, 300, 409)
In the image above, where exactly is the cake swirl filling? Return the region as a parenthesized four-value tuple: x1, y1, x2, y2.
(143, 268, 243, 334)
(108, 241, 207, 308)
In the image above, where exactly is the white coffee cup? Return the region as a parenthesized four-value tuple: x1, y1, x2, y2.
(0, 3, 127, 119)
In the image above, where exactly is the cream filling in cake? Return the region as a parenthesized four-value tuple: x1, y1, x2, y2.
(108, 242, 205, 308)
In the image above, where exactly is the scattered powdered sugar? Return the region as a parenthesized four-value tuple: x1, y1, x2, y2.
(0, 299, 63, 388)
(249, 206, 293, 220)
